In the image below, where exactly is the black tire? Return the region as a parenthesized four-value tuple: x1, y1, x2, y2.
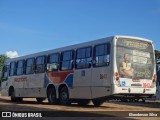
(59, 87, 71, 105)
(78, 99, 90, 106)
(10, 89, 17, 102)
(142, 98, 146, 102)
(92, 98, 105, 107)
(135, 98, 139, 102)
(36, 98, 45, 103)
(121, 99, 128, 102)
(129, 98, 133, 102)
(10, 89, 23, 102)
(48, 87, 59, 104)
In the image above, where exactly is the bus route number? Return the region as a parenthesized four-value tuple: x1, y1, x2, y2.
(143, 83, 150, 88)
(100, 74, 107, 80)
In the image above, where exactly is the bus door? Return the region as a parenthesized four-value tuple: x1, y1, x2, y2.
(72, 47, 92, 99)
(91, 43, 111, 99)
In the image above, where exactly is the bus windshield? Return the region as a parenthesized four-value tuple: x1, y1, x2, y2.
(116, 38, 154, 79)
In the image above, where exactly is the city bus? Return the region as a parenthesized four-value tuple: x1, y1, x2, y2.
(1, 35, 156, 106)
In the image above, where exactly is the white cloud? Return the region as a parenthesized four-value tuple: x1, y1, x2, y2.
(6, 51, 19, 58)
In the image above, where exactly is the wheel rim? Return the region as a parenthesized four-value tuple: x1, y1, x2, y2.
(61, 91, 68, 101)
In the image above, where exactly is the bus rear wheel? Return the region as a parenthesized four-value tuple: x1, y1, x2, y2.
(48, 87, 59, 104)
(92, 98, 105, 107)
(36, 98, 45, 103)
(59, 87, 71, 105)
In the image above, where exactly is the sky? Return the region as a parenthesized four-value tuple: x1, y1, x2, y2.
(0, 0, 160, 57)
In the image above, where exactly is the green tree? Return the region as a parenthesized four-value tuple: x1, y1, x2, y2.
(0, 55, 7, 86)
(155, 50, 160, 59)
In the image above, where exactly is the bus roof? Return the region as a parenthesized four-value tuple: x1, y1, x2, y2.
(5, 35, 153, 63)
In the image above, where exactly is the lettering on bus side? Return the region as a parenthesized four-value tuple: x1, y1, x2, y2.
(100, 74, 107, 80)
(14, 77, 28, 82)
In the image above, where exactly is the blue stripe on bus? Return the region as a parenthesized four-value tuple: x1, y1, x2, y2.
(44, 75, 50, 88)
(64, 74, 73, 88)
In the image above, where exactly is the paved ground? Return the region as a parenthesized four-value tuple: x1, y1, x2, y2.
(0, 95, 160, 120)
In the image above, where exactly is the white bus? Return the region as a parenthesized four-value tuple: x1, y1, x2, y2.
(1, 35, 156, 106)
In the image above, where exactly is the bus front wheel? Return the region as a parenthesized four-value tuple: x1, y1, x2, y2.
(10, 89, 17, 102)
(59, 87, 71, 105)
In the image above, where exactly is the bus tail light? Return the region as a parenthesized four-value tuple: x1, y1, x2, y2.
(152, 79, 156, 83)
(114, 72, 119, 81)
(114, 72, 121, 86)
(150, 74, 156, 88)
(152, 74, 156, 83)
(116, 77, 119, 81)
(114, 72, 119, 77)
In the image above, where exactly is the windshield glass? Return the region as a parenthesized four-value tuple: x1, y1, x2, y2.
(116, 38, 154, 79)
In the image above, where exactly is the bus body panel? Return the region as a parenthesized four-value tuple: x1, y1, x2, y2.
(91, 64, 112, 98)
(112, 36, 156, 98)
(70, 69, 92, 99)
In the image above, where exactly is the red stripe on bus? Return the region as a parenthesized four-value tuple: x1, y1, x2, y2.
(47, 70, 74, 84)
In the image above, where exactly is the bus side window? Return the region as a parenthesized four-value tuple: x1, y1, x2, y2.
(76, 47, 92, 69)
(47, 53, 59, 72)
(17, 60, 25, 75)
(93, 43, 110, 67)
(35, 56, 46, 73)
(9, 62, 17, 76)
(26, 58, 35, 74)
(2, 65, 9, 81)
(60, 50, 74, 71)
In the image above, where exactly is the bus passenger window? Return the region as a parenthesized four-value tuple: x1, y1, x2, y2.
(2, 65, 9, 80)
(26, 58, 35, 74)
(94, 43, 110, 67)
(9, 62, 16, 76)
(35, 56, 46, 73)
(17, 60, 25, 75)
(76, 47, 92, 69)
(47, 53, 59, 72)
(60, 50, 74, 70)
